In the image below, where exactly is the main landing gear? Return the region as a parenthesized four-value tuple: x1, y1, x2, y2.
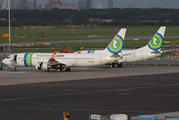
(57, 68, 62, 72)
(66, 68, 71, 72)
(117, 63, 122, 68)
(57, 67, 71, 72)
(110, 63, 122, 68)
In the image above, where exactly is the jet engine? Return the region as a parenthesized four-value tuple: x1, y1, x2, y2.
(35, 62, 48, 70)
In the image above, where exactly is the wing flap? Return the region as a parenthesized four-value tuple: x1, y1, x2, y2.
(48, 60, 72, 67)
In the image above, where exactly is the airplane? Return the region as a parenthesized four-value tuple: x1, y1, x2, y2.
(76, 26, 171, 68)
(2, 28, 126, 72)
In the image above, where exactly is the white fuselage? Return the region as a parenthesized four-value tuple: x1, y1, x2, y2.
(118, 49, 161, 63)
(77, 49, 161, 63)
(3, 52, 121, 68)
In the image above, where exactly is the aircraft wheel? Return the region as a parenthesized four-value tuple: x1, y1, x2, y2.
(112, 63, 115, 68)
(117, 63, 122, 68)
(57, 68, 61, 72)
(66, 68, 71, 72)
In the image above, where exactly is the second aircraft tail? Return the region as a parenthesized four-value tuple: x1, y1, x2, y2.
(138, 26, 166, 51)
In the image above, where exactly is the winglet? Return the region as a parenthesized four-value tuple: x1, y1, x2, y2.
(50, 51, 57, 60)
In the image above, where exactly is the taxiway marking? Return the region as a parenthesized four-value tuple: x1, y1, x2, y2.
(1, 83, 179, 102)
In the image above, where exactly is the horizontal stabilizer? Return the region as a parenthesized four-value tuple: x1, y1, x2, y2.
(161, 49, 175, 53)
(110, 54, 122, 58)
(151, 50, 161, 54)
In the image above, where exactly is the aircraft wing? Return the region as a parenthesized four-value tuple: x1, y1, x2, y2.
(47, 51, 72, 67)
(48, 59, 64, 65)
(48, 59, 72, 67)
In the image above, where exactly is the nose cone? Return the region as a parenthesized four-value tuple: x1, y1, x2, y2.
(2, 58, 8, 65)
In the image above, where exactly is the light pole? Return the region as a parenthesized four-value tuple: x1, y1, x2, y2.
(8, 0, 11, 54)
(137, 32, 140, 47)
(83, 32, 85, 46)
(137, 32, 140, 39)
(128, 0, 132, 8)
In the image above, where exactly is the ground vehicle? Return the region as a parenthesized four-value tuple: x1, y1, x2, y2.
(0, 64, 3, 70)
(38, 33, 47, 37)
(2, 34, 9, 38)
(61, 49, 74, 53)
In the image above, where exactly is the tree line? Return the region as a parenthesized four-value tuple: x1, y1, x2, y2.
(0, 8, 179, 26)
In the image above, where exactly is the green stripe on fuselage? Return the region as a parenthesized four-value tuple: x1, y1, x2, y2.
(29, 53, 33, 67)
(27, 53, 33, 67)
(91, 50, 95, 53)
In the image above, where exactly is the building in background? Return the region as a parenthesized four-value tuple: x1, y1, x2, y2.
(49, 0, 61, 9)
(89, 18, 113, 23)
(1, 0, 8, 9)
(45, 3, 49, 10)
(79, 0, 93, 10)
(38, 4, 42, 10)
(14, 0, 36, 10)
(14, 0, 26, 9)
(108, 0, 113, 9)
(10, 0, 14, 9)
(25, 0, 36, 9)
(0, 0, 14, 9)
(53, 4, 79, 10)
(87, 0, 93, 9)
(78, 1, 86, 10)
(97, 3, 103, 9)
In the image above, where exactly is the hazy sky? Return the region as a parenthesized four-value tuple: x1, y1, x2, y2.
(37, 0, 179, 9)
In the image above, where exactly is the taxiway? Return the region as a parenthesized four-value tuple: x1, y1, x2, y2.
(0, 66, 179, 120)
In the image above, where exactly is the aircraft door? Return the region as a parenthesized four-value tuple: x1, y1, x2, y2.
(99, 55, 103, 63)
(140, 52, 144, 60)
(14, 55, 17, 62)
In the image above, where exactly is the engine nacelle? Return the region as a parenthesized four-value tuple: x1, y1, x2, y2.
(35, 62, 48, 70)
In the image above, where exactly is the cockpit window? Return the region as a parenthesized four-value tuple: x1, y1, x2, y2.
(7, 57, 10, 59)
